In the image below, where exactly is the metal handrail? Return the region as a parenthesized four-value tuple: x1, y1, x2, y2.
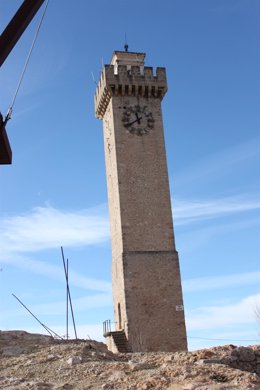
(103, 319, 111, 335)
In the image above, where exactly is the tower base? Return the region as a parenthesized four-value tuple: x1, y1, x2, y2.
(112, 250, 188, 353)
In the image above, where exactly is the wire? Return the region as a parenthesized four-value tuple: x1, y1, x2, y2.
(12, 293, 63, 340)
(5, 0, 49, 123)
(188, 336, 259, 342)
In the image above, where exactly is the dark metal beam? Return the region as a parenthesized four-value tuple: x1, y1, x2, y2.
(0, 114, 12, 164)
(0, 127, 12, 165)
(0, 0, 45, 67)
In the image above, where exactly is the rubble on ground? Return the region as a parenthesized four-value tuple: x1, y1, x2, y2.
(0, 331, 259, 389)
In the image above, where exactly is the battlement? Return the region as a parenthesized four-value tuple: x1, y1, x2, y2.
(94, 64, 167, 119)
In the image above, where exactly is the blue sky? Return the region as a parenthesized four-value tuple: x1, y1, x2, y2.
(0, 0, 259, 350)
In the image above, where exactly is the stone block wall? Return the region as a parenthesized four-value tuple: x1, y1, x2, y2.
(95, 52, 187, 352)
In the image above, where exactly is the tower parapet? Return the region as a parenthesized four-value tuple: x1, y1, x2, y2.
(95, 52, 167, 119)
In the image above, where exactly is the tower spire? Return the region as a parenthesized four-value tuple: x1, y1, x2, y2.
(124, 32, 128, 52)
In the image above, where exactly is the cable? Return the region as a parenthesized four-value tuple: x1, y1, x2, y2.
(188, 336, 259, 342)
(5, 0, 49, 123)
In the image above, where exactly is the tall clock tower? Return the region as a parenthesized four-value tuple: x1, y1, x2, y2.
(95, 50, 187, 352)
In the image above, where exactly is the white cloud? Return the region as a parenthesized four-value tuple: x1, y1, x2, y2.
(0, 198, 258, 294)
(35, 293, 111, 316)
(0, 205, 109, 297)
(174, 135, 260, 187)
(0, 205, 109, 254)
(176, 215, 259, 254)
(186, 293, 260, 350)
(1, 253, 111, 293)
(2, 292, 112, 319)
(0, 205, 111, 293)
(186, 293, 260, 331)
(205, 330, 260, 340)
(172, 195, 260, 226)
(183, 271, 260, 293)
(0, 193, 258, 260)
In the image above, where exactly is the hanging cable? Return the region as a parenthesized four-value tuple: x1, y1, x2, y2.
(188, 335, 260, 342)
(4, 0, 49, 125)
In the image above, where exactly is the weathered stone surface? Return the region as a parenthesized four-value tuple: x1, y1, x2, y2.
(128, 360, 153, 371)
(1, 346, 25, 357)
(0, 332, 260, 389)
(202, 358, 222, 364)
(95, 51, 187, 353)
(54, 385, 74, 390)
(66, 356, 82, 365)
(182, 384, 200, 390)
(231, 346, 255, 362)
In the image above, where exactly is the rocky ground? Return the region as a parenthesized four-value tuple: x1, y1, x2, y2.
(0, 331, 259, 390)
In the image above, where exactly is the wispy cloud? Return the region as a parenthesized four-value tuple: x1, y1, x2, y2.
(0, 205, 111, 293)
(174, 136, 260, 188)
(1, 193, 258, 258)
(0, 205, 109, 254)
(1, 253, 111, 293)
(0, 195, 258, 291)
(186, 293, 260, 331)
(187, 327, 259, 351)
(183, 271, 260, 293)
(0, 204, 260, 339)
(173, 194, 260, 225)
(6, 291, 259, 344)
(176, 214, 259, 254)
(2, 292, 111, 319)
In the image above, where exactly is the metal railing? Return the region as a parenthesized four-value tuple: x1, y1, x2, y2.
(103, 319, 111, 336)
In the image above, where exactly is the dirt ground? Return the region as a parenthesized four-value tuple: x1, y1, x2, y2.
(0, 331, 259, 390)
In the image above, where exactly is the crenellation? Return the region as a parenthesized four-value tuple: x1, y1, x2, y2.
(103, 64, 114, 78)
(156, 67, 167, 80)
(144, 66, 154, 77)
(95, 63, 168, 119)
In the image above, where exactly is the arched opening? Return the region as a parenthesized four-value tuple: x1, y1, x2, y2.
(118, 302, 122, 329)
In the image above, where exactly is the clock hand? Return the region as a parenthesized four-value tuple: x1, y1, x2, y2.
(135, 112, 142, 124)
(125, 116, 143, 127)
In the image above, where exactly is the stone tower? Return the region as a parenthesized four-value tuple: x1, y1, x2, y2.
(95, 50, 187, 352)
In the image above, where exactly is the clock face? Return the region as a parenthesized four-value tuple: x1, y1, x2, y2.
(122, 105, 154, 136)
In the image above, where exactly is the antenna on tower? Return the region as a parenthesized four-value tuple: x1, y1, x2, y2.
(91, 71, 97, 85)
(124, 33, 129, 52)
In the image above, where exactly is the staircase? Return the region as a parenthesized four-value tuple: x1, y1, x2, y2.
(111, 330, 129, 353)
